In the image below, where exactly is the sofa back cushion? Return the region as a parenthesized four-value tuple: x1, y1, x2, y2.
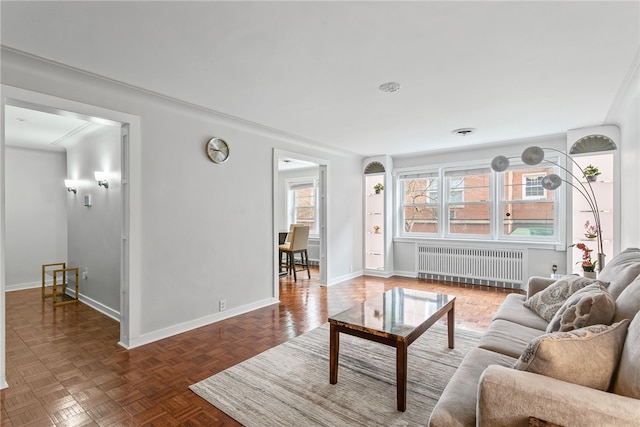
(614, 275, 640, 322)
(546, 283, 615, 333)
(612, 313, 640, 398)
(598, 248, 640, 299)
(515, 319, 630, 391)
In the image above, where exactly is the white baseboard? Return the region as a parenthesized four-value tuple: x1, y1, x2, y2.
(392, 270, 418, 278)
(0, 376, 7, 390)
(76, 292, 121, 322)
(5, 281, 40, 292)
(123, 297, 280, 349)
(326, 270, 364, 286)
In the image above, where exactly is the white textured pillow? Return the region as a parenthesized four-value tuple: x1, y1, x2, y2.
(524, 275, 606, 322)
(515, 320, 630, 391)
(546, 283, 615, 333)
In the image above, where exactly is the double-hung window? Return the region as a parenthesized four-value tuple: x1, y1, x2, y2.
(500, 166, 556, 239)
(396, 159, 559, 244)
(398, 171, 439, 234)
(287, 179, 318, 234)
(444, 168, 491, 237)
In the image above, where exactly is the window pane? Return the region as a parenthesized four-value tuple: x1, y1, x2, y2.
(290, 182, 316, 232)
(401, 177, 439, 234)
(448, 204, 490, 235)
(503, 167, 554, 201)
(404, 206, 438, 233)
(446, 171, 490, 203)
(502, 202, 554, 237)
(403, 178, 438, 204)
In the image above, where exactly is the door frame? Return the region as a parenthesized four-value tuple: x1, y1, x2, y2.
(1, 85, 141, 388)
(272, 149, 329, 299)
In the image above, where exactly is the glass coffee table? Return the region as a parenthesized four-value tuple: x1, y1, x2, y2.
(328, 287, 455, 412)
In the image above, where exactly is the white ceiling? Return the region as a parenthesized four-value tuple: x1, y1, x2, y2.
(4, 105, 94, 151)
(1, 1, 638, 157)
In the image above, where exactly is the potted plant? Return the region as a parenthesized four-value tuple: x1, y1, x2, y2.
(583, 220, 598, 239)
(373, 183, 384, 194)
(570, 242, 597, 278)
(582, 164, 601, 182)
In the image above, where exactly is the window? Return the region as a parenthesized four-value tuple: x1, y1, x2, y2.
(287, 179, 318, 234)
(396, 161, 559, 243)
(522, 173, 545, 199)
(399, 172, 439, 234)
(501, 167, 555, 238)
(444, 168, 491, 237)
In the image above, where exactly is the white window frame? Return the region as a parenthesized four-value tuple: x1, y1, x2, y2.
(443, 167, 492, 239)
(395, 159, 561, 244)
(397, 170, 440, 236)
(286, 177, 319, 236)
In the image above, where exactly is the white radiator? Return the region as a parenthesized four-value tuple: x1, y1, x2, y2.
(417, 245, 527, 289)
(307, 239, 320, 266)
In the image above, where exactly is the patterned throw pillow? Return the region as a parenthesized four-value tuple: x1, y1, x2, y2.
(514, 320, 630, 391)
(546, 283, 615, 333)
(524, 275, 607, 322)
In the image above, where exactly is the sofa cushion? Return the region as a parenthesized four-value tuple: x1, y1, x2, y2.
(614, 275, 640, 322)
(492, 294, 549, 330)
(478, 319, 545, 358)
(546, 283, 615, 333)
(612, 313, 640, 398)
(514, 320, 630, 391)
(429, 347, 516, 427)
(524, 275, 605, 322)
(598, 248, 640, 299)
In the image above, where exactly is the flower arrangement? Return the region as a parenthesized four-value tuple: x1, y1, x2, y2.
(584, 220, 598, 239)
(570, 242, 597, 272)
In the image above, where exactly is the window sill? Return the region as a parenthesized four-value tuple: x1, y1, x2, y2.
(393, 236, 562, 250)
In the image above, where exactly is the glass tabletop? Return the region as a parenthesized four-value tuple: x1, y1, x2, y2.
(329, 287, 455, 338)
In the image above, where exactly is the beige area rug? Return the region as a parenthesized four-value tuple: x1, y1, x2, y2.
(190, 322, 481, 426)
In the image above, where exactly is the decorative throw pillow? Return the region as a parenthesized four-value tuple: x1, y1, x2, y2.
(524, 275, 607, 322)
(514, 319, 630, 391)
(546, 283, 615, 333)
(613, 276, 640, 322)
(612, 313, 640, 398)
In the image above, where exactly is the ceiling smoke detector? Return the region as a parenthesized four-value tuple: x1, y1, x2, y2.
(378, 82, 401, 93)
(452, 128, 476, 136)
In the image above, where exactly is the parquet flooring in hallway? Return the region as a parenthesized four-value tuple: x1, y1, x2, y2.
(2, 270, 518, 426)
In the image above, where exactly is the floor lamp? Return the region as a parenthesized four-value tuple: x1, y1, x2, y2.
(491, 146, 605, 271)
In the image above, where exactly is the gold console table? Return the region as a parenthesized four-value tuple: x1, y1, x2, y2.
(41, 263, 79, 308)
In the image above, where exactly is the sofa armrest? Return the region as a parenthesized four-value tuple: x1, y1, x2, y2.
(477, 365, 640, 427)
(526, 276, 556, 299)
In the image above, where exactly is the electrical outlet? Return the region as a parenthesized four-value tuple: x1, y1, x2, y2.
(219, 299, 227, 311)
(82, 268, 88, 280)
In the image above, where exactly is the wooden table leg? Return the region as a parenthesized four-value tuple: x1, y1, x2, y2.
(447, 301, 455, 349)
(396, 340, 408, 412)
(329, 323, 339, 384)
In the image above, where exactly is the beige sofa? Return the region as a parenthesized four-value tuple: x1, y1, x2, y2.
(429, 247, 640, 427)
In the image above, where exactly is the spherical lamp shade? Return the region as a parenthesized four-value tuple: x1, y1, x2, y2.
(541, 174, 562, 190)
(521, 146, 545, 165)
(491, 155, 510, 172)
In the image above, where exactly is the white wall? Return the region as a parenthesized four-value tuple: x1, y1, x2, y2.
(0, 48, 363, 346)
(608, 52, 640, 250)
(66, 125, 121, 316)
(5, 147, 67, 290)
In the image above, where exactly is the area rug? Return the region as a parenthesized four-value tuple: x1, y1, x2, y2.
(190, 322, 481, 426)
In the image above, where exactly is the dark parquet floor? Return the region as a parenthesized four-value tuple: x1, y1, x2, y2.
(2, 268, 519, 426)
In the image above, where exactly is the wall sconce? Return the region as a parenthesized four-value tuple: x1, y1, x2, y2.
(94, 171, 109, 188)
(64, 179, 77, 194)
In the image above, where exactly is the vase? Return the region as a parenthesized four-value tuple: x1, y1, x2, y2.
(583, 271, 597, 279)
(586, 175, 597, 182)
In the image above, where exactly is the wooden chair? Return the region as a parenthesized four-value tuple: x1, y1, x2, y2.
(278, 225, 311, 282)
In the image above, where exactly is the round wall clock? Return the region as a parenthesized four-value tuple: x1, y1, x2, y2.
(206, 137, 230, 163)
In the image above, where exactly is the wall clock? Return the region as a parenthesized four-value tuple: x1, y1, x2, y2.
(206, 137, 230, 164)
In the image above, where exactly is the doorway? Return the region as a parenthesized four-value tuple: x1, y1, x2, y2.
(1, 85, 141, 388)
(272, 149, 328, 299)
